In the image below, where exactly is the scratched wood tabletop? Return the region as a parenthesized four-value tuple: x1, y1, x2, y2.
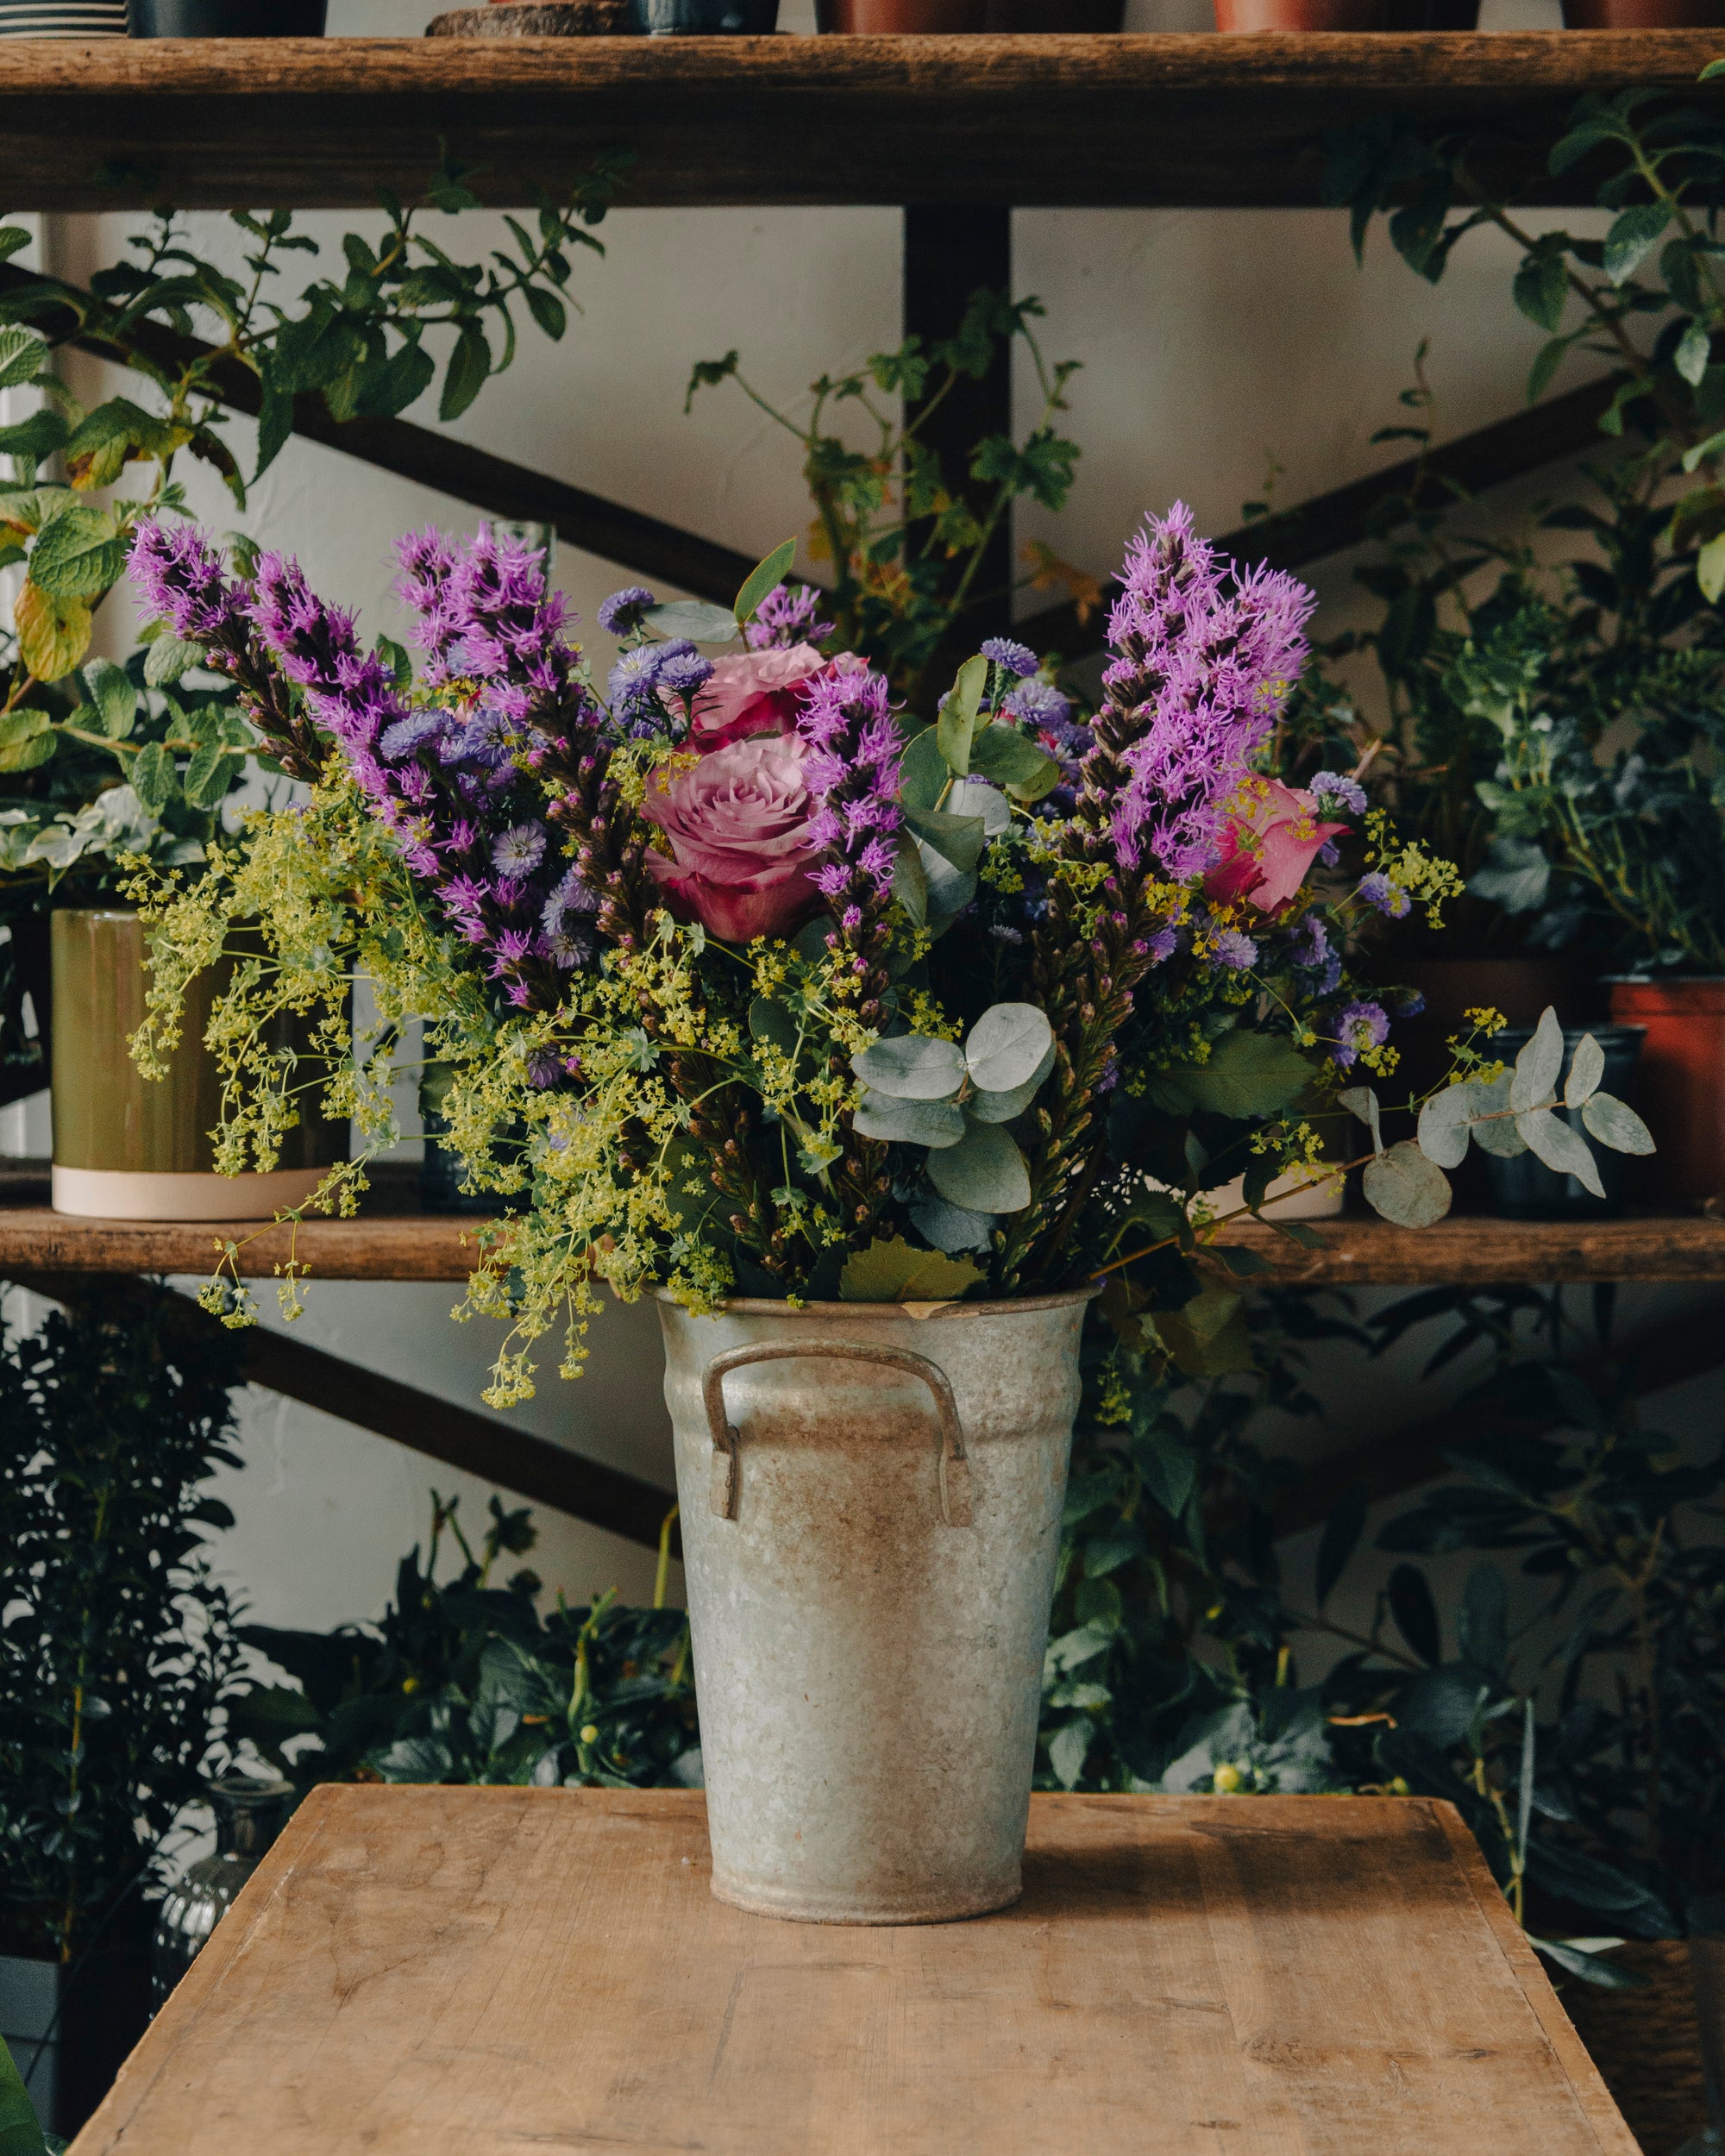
(72, 1788, 1633, 2155)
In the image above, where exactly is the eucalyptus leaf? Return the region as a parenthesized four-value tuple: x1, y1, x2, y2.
(898, 726, 949, 812)
(1417, 1083, 1474, 1171)
(747, 996, 800, 1056)
(852, 1031, 966, 1100)
(964, 1002, 1055, 1094)
(927, 1118, 1032, 1213)
(1466, 1069, 1528, 1158)
(1338, 1083, 1383, 1156)
(969, 1069, 1051, 1123)
(1510, 1006, 1565, 1112)
(1361, 1139, 1452, 1227)
(967, 723, 1062, 802)
(910, 1194, 995, 1253)
(1565, 1033, 1605, 1109)
(916, 842, 976, 923)
(944, 779, 1011, 837)
(851, 1088, 966, 1148)
(1581, 1090, 1656, 1156)
(1149, 1031, 1314, 1122)
(1515, 1109, 1606, 1199)
(902, 803, 988, 870)
(641, 599, 738, 644)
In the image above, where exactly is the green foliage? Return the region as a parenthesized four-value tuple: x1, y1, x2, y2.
(1047, 1279, 1725, 1967)
(0, 154, 623, 922)
(0, 1291, 246, 1959)
(1316, 84, 1725, 972)
(686, 291, 1081, 694)
(0, 2039, 56, 2156)
(231, 1494, 699, 1794)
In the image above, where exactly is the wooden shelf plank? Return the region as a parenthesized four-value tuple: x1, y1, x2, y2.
(1, 1168, 1720, 1281)
(0, 33, 1721, 211)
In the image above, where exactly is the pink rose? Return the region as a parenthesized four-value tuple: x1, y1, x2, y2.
(640, 734, 825, 943)
(687, 642, 830, 751)
(1204, 779, 1346, 912)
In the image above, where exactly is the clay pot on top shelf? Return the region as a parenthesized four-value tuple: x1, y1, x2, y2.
(129, 0, 326, 31)
(1214, 0, 1477, 28)
(816, 0, 984, 26)
(1561, 0, 1725, 25)
(1605, 976, 1725, 1206)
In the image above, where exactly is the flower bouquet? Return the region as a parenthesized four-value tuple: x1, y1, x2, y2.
(127, 506, 1651, 1922)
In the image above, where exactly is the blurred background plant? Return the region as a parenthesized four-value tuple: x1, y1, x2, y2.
(0, 155, 622, 1096)
(1309, 86, 1725, 976)
(686, 291, 1080, 699)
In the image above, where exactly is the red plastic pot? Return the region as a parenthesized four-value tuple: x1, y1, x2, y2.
(816, 0, 985, 25)
(1562, 0, 1725, 24)
(1214, 0, 1476, 21)
(1606, 976, 1725, 1204)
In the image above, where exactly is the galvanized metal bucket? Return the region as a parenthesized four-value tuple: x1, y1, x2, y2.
(655, 1287, 1094, 1925)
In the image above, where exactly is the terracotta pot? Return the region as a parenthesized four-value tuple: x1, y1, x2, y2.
(1562, 0, 1725, 24)
(49, 909, 345, 1221)
(1214, 0, 1477, 22)
(1606, 976, 1725, 1204)
(817, 0, 984, 28)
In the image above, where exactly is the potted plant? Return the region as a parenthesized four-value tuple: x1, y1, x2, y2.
(0, 1288, 245, 2140)
(126, 508, 1648, 1923)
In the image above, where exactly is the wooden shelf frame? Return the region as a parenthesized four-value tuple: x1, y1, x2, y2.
(3, 33, 1724, 213)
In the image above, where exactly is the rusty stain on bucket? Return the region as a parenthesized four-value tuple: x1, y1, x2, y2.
(656, 1288, 1095, 1925)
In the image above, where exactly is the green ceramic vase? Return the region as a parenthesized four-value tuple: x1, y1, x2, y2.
(50, 908, 344, 1221)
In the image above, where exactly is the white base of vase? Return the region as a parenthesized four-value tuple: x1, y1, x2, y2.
(50, 1163, 329, 1222)
(1209, 1165, 1347, 1220)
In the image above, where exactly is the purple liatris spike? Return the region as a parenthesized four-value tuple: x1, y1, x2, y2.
(795, 664, 902, 917)
(128, 522, 249, 645)
(743, 581, 835, 652)
(1084, 504, 1314, 882)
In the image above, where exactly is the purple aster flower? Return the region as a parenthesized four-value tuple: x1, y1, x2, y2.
(1288, 912, 1330, 968)
(598, 585, 656, 636)
(379, 708, 449, 762)
(525, 1047, 565, 1088)
(1355, 870, 1411, 918)
(1002, 678, 1073, 730)
(1147, 924, 1180, 965)
(657, 649, 714, 698)
(1393, 988, 1426, 1018)
(540, 924, 595, 970)
(1332, 998, 1390, 1071)
(743, 581, 833, 652)
(981, 636, 1038, 678)
(1309, 769, 1368, 817)
(1207, 927, 1259, 969)
(492, 821, 548, 881)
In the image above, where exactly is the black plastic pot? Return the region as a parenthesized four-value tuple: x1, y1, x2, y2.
(129, 0, 325, 32)
(1484, 1023, 1645, 1221)
(633, 0, 776, 28)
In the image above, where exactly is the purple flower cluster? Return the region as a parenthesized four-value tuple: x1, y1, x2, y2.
(606, 639, 712, 739)
(1309, 769, 1368, 817)
(396, 526, 581, 728)
(743, 581, 834, 653)
(131, 521, 602, 1013)
(795, 665, 902, 937)
(981, 637, 1038, 679)
(598, 585, 656, 636)
(1333, 998, 1389, 1071)
(1093, 504, 1314, 881)
(1355, 870, 1410, 919)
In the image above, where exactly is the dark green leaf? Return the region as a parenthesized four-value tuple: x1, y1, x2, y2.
(1387, 1563, 1442, 1664)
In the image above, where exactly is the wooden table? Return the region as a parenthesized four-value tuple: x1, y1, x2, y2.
(72, 1788, 1634, 2155)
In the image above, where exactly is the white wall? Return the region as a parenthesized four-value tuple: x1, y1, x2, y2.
(9, 0, 1713, 1653)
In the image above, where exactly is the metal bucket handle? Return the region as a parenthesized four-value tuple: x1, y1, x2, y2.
(699, 1339, 973, 1529)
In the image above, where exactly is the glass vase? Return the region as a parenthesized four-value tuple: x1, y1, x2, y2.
(151, 1777, 295, 2011)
